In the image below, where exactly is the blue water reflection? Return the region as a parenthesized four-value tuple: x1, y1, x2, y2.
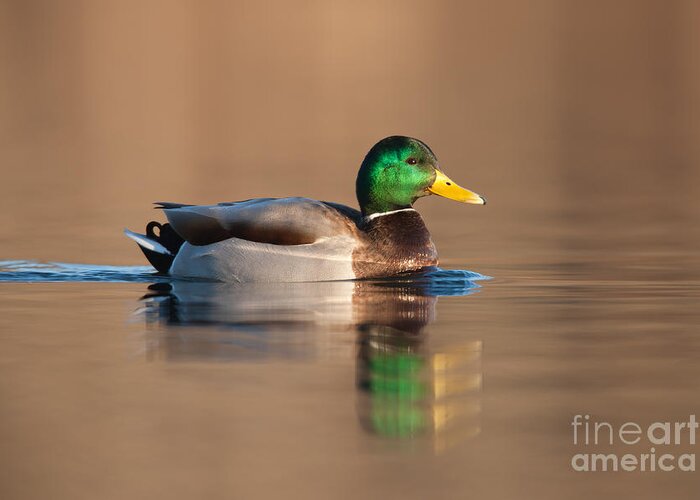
(0, 260, 158, 282)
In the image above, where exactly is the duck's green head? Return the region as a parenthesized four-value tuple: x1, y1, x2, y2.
(356, 136, 486, 216)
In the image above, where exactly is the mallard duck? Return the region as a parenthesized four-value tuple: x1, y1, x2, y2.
(125, 136, 485, 282)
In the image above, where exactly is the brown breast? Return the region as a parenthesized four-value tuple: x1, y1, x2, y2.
(352, 210, 438, 278)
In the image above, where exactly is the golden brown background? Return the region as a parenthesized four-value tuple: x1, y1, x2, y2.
(1, 0, 698, 270)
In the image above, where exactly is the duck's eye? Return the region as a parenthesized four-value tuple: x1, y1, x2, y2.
(406, 158, 417, 165)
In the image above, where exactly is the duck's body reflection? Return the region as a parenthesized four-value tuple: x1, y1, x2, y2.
(138, 269, 486, 451)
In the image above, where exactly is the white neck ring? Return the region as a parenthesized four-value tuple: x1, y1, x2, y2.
(364, 208, 416, 222)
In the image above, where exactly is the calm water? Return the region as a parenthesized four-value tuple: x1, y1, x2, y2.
(1, 203, 699, 499)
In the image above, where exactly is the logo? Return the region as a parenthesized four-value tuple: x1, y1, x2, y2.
(570, 414, 697, 472)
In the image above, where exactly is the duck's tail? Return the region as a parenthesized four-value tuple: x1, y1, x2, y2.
(124, 222, 185, 274)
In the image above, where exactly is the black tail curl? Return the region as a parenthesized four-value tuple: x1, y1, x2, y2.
(140, 222, 185, 274)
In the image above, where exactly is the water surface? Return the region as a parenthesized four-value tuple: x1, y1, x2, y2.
(1, 243, 699, 499)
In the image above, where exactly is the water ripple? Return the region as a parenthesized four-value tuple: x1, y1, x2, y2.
(0, 260, 160, 283)
(0, 260, 489, 293)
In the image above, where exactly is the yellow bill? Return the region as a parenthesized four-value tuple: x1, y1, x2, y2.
(428, 169, 486, 205)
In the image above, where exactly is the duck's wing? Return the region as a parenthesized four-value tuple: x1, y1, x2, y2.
(157, 197, 362, 246)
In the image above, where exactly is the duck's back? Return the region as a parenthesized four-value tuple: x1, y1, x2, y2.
(161, 197, 361, 246)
